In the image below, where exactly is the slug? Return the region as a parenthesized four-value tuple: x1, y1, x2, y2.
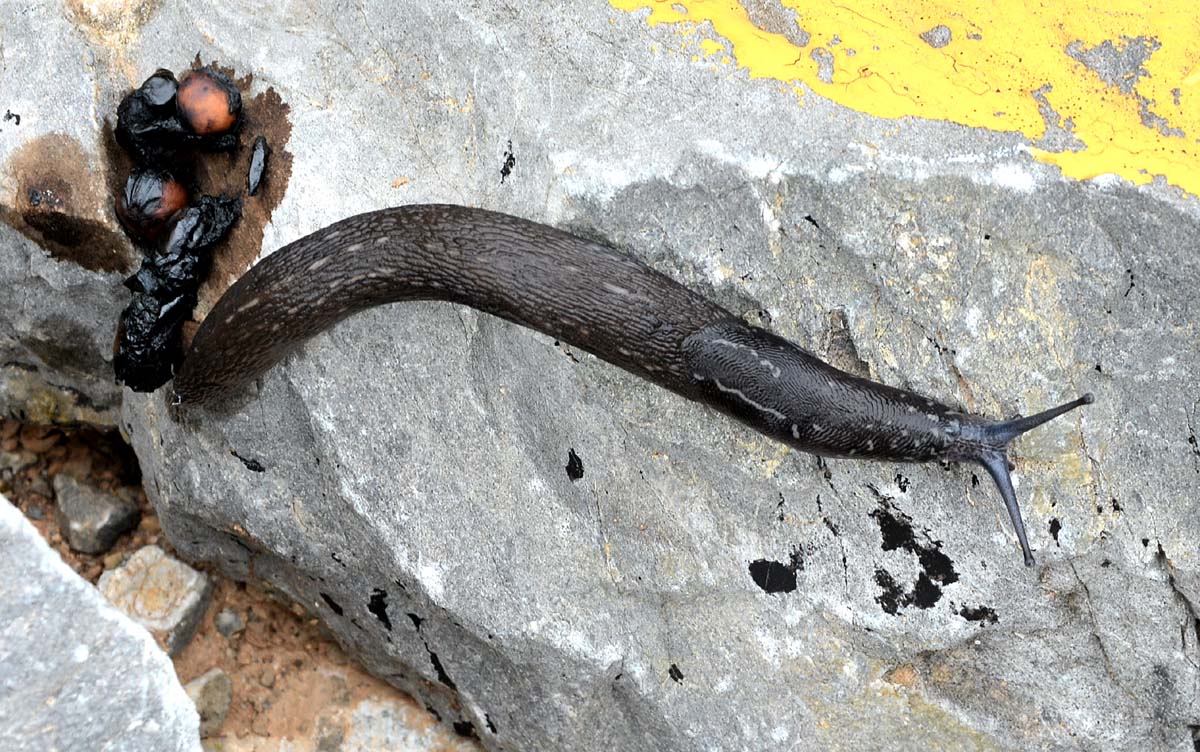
(173, 204, 1092, 566)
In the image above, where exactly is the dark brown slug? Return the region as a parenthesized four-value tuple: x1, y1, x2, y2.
(173, 204, 1092, 566)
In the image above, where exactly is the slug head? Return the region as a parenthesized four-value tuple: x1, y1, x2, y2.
(952, 393, 1094, 566)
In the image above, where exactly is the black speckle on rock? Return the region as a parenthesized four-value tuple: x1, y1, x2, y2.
(320, 592, 343, 616)
(803, 214, 820, 229)
(453, 720, 478, 739)
(748, 548, 803, 594)
(895, 473, 910, 493)
(869, 500, 959, 614)
(958, 604, 999, 625)
(230, 449, 265, 472)
(331, 551, 346, 566)
(668, 663, 684, 683)
(1111, 498, 1122, 512)
(874, 568, 904, 615)
(368, 588, 392, 631)
(566, 448, 584, 481)
(407, 612, 424, 630)
(1049, 518, 1062, 544)
(485, 713, 498, 734)
(500, 139, 516, 183)
(3, 109, 20, 126)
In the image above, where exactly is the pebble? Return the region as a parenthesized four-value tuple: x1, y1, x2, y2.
(184, 668, 233, 738)
(53, 474, 140, 555)
(98, 545, 211, 655)
(259, 666, 275, 688)
(214, 608, 245, 637)
(25, 504, 44, 521)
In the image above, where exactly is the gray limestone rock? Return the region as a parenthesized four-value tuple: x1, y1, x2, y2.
(99, 544, 211, 656)
(53, 473, 140, 554)
(0, 493, 201, 751)
(2, 0, 1198, 750)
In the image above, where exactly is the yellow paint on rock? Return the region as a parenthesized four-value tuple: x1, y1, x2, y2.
(611, 0, 1199, 196)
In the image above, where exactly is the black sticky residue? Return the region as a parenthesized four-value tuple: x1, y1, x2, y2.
(3, 109, 20, 126)
(748, 548, 803, 594)
(453, 721, 478, 739)
(803, 214, 820, 229)
(407, 612, 424, 630)
(895, 473, 910, 493)
(869, 500, 958, 614)
(1049, 518, 1062, 544)
(668, 663, 684, 683)
(485, 714, 498, 734)
(320, 592, 343, 616)
(500, 139, 516, 183)
(368, 588, 392, 631)
(566, 448, 584, 481)
(958, 604, 999, 626)
(230, 449, 265, 472)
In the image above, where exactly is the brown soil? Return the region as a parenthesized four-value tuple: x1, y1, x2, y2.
(0, 417, 478, 750)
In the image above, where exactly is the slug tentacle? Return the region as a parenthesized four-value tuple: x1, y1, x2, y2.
(172, 203, 1093, 567)
(952, 393, 1094, 566)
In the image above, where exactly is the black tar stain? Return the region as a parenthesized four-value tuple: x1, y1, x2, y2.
(368, 588, 391, 631)
(566, 448, 584, 481)
(869, 500, 958, 614)
(748, 548, 804, 594)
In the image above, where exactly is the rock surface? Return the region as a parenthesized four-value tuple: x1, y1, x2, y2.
(53, 472, 140, 553)
(0, 493, 201, 751)
(0, 1, 132, 426)
(2, 0, 1198, 750)
(100, 544, 211, 656)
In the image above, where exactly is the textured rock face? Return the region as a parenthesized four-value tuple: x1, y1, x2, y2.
(0, 494, 201, 752)
(4, 0, 1198, 750)
(0, 6, 133, 426)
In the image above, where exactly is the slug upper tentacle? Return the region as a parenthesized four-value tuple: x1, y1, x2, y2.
(172, 203, 1092, 566)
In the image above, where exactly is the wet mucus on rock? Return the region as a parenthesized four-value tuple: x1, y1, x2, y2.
(116, 66, 242, 166)
(114, 196, 241, 392)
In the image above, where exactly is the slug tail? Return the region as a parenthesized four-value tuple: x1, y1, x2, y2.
(978, 452, 1035, 566)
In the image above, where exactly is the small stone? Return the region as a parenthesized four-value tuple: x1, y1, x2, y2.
(98, 545, 211, 656)
(214, 608, 245, 637)
(185, 668, 233, 738)
(139, 515, 162, 534)
(0, 450, 34, 473)
(25, 504, 43, 521)
(19, 425, 60, 453)
(316, 716, 346, 752)
(103, 551, 125, 569)
(920, 24, 952, 49)
(53, 474, 140, 554)
(885, 664, 920, 688)
(258, 666, 275, 688)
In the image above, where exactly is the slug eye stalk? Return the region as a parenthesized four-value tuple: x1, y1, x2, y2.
(971, 393, 1094, 566)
